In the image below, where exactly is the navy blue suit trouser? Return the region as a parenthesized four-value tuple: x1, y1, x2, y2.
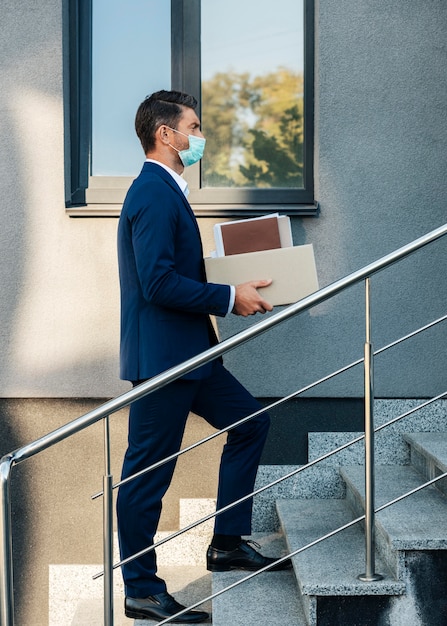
(116, 360, 270, 598)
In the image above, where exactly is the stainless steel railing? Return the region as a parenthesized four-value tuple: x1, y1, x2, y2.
(89, 312, 446, 582)
(92, 386, 447, 580)
(1, 222, 446, 626)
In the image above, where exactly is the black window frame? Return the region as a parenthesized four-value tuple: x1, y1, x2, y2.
(65, 0, 317, 217)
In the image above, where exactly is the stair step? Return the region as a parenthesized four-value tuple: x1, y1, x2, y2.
(71, 596, 129, 626)
(308, 399, 447, 468)
(405, 431, 447, 470)
(403, 432, 447, 496)
(212, 570, 306, 626)
(277, 499, 404, 626)
(253, 464, 346, 533)
(308, 431, 411, 466)
(211, 533, 306, 626)
(277, 499, 402, 595)
(341, 464, 447, 551)
(70, 566, 211, 626)
(341, 463, 447, 624)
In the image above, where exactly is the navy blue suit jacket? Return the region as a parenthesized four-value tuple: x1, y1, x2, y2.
(118, 162, 231, 382)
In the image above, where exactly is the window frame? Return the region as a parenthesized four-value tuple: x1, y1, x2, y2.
(65, 0, 317, 217)
(65, 0, 92, 208)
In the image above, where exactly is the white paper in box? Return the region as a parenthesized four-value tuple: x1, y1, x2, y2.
(205, 245, 319, 307)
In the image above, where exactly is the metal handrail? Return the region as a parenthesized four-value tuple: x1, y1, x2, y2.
(2, 224, 446, 468)
(1, 222, 446, 626)
(4, 223, 447, 467)
(92, 388, 446, 580)
(89, 313, 447, 577)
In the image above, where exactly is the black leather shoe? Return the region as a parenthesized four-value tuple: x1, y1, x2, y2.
(206, 539, 292, 572)
(124, 591, 209, 623)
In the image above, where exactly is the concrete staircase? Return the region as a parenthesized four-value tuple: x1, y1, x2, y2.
(210, 400, 447, 626)
(66, 400, 447, 625)
(211, 432, 447, 626)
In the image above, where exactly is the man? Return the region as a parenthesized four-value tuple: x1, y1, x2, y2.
(117, 90, 290, 624)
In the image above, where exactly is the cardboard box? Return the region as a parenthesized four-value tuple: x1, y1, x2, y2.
(205, 244, 319, 306)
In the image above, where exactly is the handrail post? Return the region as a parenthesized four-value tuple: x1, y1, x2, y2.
(103, 417, 114, 626)
(359, 278, 382, 582)
(0, 456, 14, 626)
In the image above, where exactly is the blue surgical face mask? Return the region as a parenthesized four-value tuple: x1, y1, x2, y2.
(168, 127, 206, 167)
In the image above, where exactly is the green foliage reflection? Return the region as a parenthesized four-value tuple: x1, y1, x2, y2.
(202, 68, 304, 189)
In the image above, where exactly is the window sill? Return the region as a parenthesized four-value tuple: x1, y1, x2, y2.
(66, 202, 319, 218)
(68, 176, 319, 217)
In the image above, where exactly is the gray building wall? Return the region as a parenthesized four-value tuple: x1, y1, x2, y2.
(0, 1, 445, 405)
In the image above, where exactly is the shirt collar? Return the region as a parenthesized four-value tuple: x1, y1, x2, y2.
(145, 159, 189, 197)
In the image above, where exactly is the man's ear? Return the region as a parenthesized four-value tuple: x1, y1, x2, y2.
(158, 125, 170, 145)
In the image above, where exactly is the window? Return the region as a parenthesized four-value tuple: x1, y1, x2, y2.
(91, 1, 171, 177)
(66, 0, 315, 216)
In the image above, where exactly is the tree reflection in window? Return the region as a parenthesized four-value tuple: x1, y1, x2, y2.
(202, 68, 303, 189)
(200, 0, 305, 192)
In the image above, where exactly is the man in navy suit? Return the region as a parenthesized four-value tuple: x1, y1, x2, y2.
(117, 90, 291, 623)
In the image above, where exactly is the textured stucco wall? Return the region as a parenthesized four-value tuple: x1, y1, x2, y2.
(0, 0, 446, 400)
(0, 1, 128, 398)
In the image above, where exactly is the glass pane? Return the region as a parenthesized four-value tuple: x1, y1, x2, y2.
(201, 0, 304, 189)
(92, 0, 171, 176)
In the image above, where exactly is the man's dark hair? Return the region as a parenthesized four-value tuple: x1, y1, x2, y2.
(135, 90, 198, 154)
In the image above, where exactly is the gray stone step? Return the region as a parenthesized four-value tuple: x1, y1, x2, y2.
(341, 464, 447, 556)
(212, 570, 306, 626)
(253, 464, 345, 533)
(340, 464, 447, 624)
(404, 432, 447, 496)
(251, 402, 447, 536)
(277, 499, 404, 626)
(211, 532, 307, 626)
(308, 401, 447, 469)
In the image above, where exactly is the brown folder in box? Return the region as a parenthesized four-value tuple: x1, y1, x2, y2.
(219, 215, 282, 256)
(205, 245, 319, 307)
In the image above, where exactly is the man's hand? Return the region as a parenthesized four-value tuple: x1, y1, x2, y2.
(232, 279, 273, 317)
